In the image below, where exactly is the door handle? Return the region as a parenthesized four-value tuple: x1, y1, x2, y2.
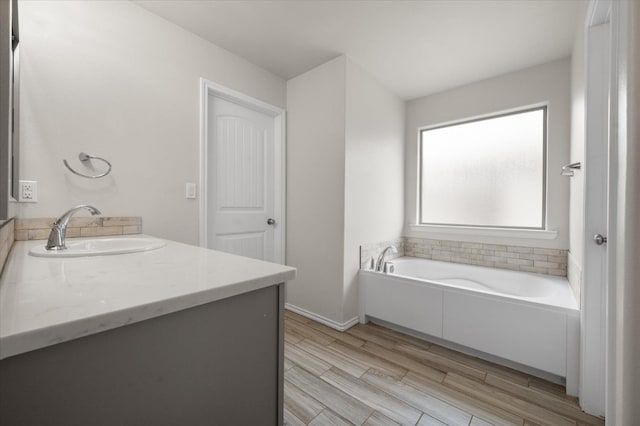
(267, 218, 276, 225)
(593, 234, 607, 245)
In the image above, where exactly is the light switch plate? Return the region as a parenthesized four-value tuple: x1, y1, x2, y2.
(185, 183, 197, 199)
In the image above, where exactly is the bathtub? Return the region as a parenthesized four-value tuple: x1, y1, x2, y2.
(359, 256, 579, 394)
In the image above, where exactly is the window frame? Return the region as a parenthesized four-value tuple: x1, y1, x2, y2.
(417, 105, 548, 230)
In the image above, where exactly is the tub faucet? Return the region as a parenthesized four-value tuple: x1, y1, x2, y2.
(376, 245, 398, 272)
(46, 205, 102, 250)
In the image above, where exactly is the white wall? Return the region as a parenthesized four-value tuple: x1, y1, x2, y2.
(286, 56, 346, 323)
(18, 1, 285, 244)
(568, 5, 588, 303)
(343, 58, 405, 322)
(286, 56, 405, 325)
(405, 58, 571, 249)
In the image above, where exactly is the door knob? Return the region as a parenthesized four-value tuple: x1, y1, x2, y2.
(593, 234, 607, 245)
(267, 218, 276, 225)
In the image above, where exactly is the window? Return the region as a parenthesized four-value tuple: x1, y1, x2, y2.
(419, 107, 546, 229)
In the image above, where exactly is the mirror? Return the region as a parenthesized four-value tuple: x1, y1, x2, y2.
(0, 0, 19, 221)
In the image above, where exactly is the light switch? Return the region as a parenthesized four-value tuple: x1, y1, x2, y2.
(186, 183, 197, 199)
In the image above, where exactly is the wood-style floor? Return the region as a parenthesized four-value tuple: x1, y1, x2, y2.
(283, 311, 604, 426)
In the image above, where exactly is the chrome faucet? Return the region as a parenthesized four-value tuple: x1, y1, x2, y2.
(375, 245, 398, 272)
(46, 205, 102, 250)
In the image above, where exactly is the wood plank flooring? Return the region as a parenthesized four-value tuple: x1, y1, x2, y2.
(283, 311, 604, 426)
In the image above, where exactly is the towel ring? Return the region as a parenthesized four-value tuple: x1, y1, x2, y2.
(63, 152, 112, 179)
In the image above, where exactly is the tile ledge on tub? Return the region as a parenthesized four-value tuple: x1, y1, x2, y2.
(408, 224, 559, 240)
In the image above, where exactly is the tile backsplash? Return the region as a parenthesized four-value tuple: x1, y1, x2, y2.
(361, 236, 568, 277)
(404, 237, 567, 276)
(0, 219, 15, 274)
(14, 217, 142, 241)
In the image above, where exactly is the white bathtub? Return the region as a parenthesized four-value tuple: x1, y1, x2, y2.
(359, 257, 579, 394)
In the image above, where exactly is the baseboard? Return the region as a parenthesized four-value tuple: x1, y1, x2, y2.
(284, 303, 358, 331)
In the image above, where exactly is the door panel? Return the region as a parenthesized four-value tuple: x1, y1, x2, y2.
(216, 117, 266, 209)
(208, 96, 275, 261)
(216, 232, 265, 260)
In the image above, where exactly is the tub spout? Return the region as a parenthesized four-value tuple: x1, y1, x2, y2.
(376, 245, 398, 272)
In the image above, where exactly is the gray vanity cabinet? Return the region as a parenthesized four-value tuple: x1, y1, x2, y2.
(0, 284, 285, 426)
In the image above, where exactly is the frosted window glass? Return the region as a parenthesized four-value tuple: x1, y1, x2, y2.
(420, 108, 545, 228)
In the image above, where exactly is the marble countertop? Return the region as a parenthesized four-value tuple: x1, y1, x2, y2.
(0, 236, 296, 360)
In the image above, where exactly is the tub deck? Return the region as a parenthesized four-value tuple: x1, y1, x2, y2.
(388, 257, 578, 312)
(284, 310, 604, 426)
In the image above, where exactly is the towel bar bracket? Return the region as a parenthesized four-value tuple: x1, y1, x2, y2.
(561, 162, 581, 177)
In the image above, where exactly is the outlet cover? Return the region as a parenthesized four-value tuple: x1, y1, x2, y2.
(19, 180, 38, 202)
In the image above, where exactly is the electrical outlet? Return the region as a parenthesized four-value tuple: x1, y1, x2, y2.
(19, 180, 38, 202)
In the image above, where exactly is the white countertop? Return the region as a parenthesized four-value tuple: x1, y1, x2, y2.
(0, 236, 296, 360)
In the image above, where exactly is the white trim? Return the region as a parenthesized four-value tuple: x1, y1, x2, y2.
(415, 102, 551, 230)
(199, 78, 286, 264)
(408, 224, 558, 240)
(587, 0, 611, 26)
(604, 0, 627, 423)
(275, 111, 287, 264)
(416, 102, 550, 133)
(199, 79, 208, 249)
(284, 303, 359, 331)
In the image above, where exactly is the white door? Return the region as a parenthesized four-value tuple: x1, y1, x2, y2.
(581, 14, 611, 416)
(207, 95, 279, 262)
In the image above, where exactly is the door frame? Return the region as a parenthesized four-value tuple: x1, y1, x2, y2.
(199, 78, 286, 264)
(600, 0, 633, 423)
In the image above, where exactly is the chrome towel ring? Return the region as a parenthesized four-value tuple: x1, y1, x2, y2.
(63, 152, 112, 179)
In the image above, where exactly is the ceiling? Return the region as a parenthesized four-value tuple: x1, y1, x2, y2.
(134, 0, 584, 100)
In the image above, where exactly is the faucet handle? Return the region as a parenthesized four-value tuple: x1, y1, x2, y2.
(45, 205, 102, 251)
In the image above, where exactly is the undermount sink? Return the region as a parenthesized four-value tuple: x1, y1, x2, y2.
(29, 237, 166, 258)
